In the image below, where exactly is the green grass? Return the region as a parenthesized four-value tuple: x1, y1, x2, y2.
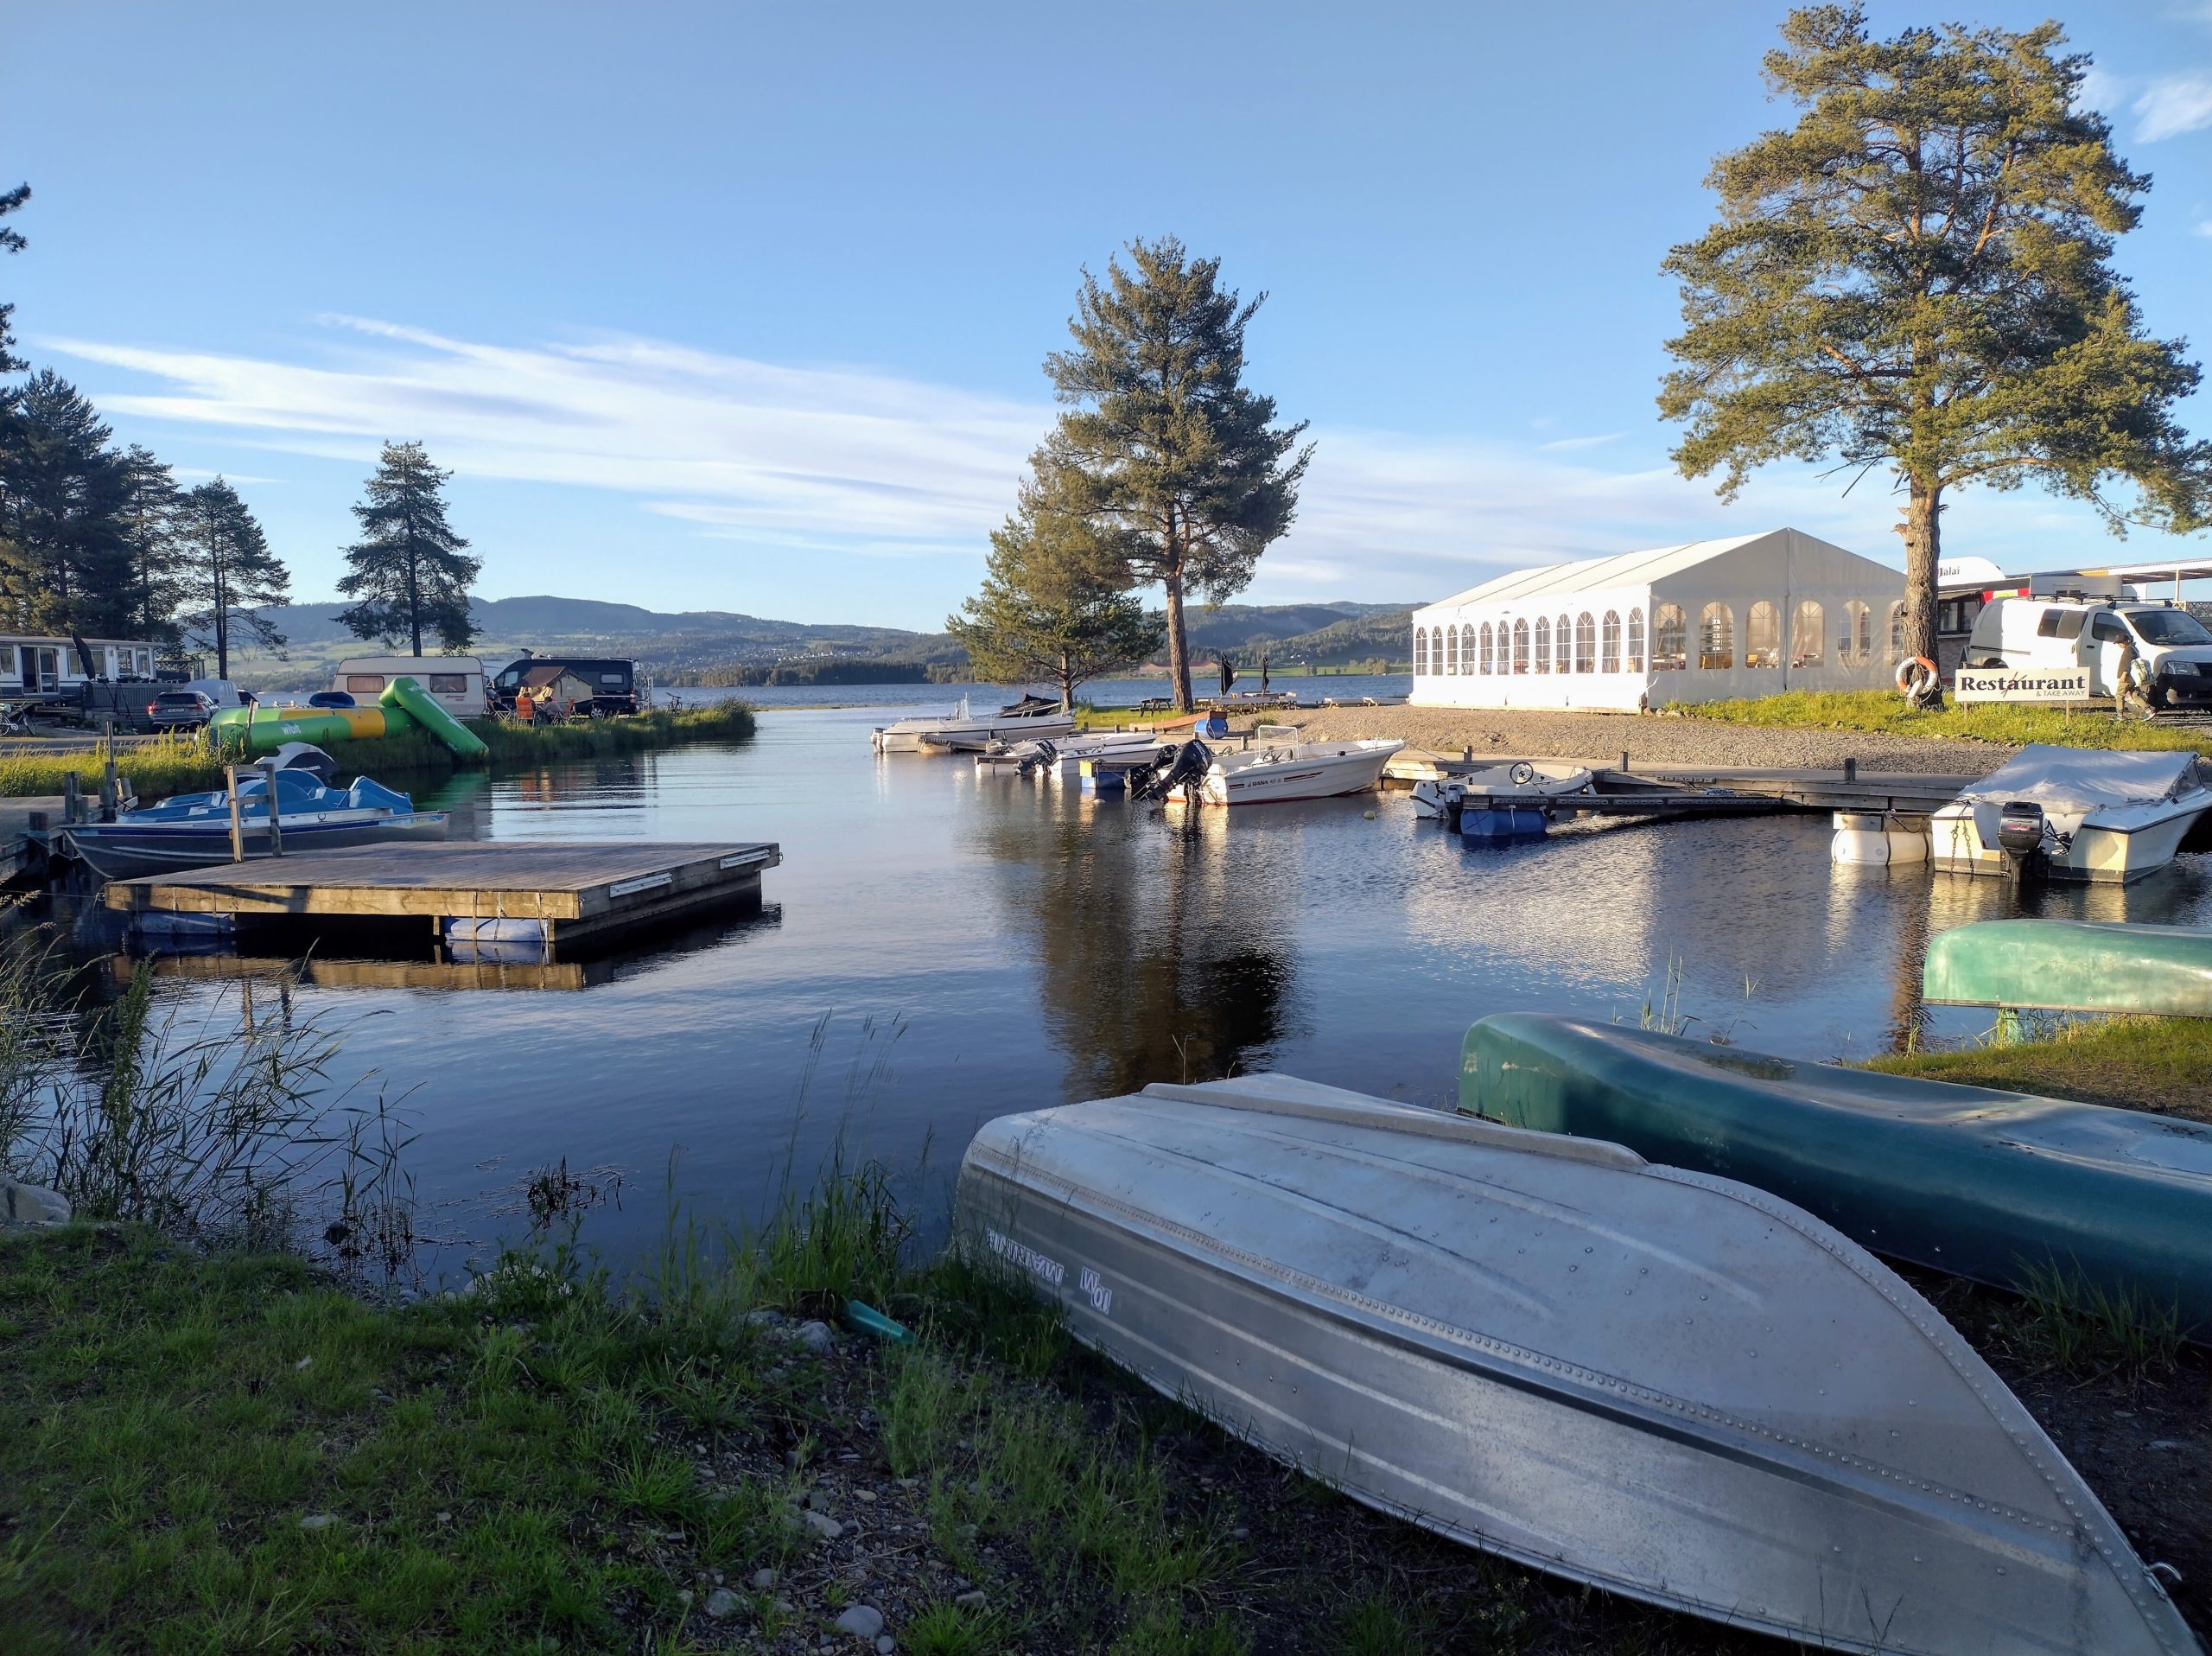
(1675, 688, 2212, 752)
(1866, 1013, 2212, 1122)
(0, 703, 759, 798)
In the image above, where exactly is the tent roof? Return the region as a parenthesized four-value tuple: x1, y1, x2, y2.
(1421, 528, 1875, 613)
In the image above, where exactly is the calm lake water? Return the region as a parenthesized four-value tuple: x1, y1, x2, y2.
(71, 700, 2212, 1266)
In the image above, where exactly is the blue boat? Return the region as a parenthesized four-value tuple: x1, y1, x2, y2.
(62, 771, 448, 881)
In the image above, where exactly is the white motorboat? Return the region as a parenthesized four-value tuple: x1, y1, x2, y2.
(1160, 736, 1404, 806)
(871, 694, 1075, 754)
(1411, 761, 1595, 821)
(973, 729, 1162, 777)
(956, 1073, 2199, 1656)
(1931, 743, 2212, 883)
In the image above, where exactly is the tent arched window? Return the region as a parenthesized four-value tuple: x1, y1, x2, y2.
(1600, 611, 1621, 672)
(1414, 628, 1428, 676)
(1699, 603, 1734, 670)
(1886, 602, 1907, 663)
(1574, 612, 1596, 672)
(1625, 608, 1644, 672)
(1556, 615, 1572, 674)
(1445, 625, 1459, 675)
(1511, 618, 1530, 673)
(1792, 600, 1824, 667)
(1844, 601, 1870, 666)
(1461, 624, 1475, 674)
(1745, 601, 1780, 668)
(1533, 616, 1550, 673)
(1479, 621, 1494, 674)
(1653, 603, 1686, 670)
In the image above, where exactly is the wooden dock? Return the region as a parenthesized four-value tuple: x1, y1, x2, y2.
(102, 840, 780, 944)
(1382, 752, 1971, 814)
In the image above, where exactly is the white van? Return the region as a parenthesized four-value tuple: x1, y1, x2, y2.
(331, 656, 488, 718)
(1964, 597, 2212, 708)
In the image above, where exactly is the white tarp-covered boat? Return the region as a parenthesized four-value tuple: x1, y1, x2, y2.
(871, 694, 1075, 754)
(955, 1074, 2198, 1656)
(1932, 743, 2212, 882)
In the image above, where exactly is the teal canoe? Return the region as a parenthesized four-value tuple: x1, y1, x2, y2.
(1461, 1011, 2212, 1335)
(1925, 917, 2212, 1016)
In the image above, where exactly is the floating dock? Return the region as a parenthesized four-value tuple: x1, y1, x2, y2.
(102, 840, 780, 946)
(1383, 752, 1970, 815)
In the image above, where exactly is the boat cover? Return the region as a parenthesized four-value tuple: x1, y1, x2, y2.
(1462, 1012, 2212, 1337)
(1955, 743, 2201, 818)
(1926, 918, 2212, 1016)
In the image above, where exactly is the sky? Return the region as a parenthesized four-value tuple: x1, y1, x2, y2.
(4, 1, 2212, 629)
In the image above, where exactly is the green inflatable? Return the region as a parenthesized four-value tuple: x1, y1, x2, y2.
(210, 702, 418, 755)
(1462, 1011, 2212, 1338)
(1925, 918, 2212, 1017)
(379, 677, 489, 758)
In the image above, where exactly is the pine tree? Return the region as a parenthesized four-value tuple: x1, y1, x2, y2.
(118, 446, 186, 651)
(337, 441, 480, 654)
(1661, 7, 2211, 675)
(0, 182, 27, 380)
(1042, 237, 1313, 712)
(947, 462, 1164, 710)
(0, 370, 135, 635)
(177, 478, 289, 681)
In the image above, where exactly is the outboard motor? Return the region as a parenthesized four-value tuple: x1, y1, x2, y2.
(1130, 739, 1212, 802)
(1995, 799, 2048, 885)
(1016, 739, 1058, 779)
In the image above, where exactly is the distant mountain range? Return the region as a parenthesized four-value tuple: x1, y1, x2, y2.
(226, 596, 1421, 691)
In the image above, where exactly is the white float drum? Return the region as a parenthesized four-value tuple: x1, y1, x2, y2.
(1832, 811, 1891, 865)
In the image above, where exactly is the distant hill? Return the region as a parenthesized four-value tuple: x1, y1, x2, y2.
(220, 595, 1421, 692)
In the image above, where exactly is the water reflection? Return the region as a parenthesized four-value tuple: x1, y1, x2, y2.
(982, 788, 1303, 1100)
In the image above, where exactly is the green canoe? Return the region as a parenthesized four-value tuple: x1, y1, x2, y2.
(1925, 917, 2212, 1016)
(1461, 1012, 2212, 1335)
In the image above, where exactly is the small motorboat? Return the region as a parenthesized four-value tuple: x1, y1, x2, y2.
(1930, 744, 2212, 882)
(974, 729, 1161, 777)
(1463, 1011, 2212, 1338)
(957, 1073, 2196, 1654)
(63, 771, 449, 882)
(871, 694, 1076, 754)
(1154, 736, 1403, 806)
(1411, 761, 1595, 826)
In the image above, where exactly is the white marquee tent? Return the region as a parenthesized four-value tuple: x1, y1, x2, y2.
(1410, 528, 1909, 712)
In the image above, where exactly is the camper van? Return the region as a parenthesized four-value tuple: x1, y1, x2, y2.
(1963, 596, 2212, 707)
(0, 635, 160, 700)
(329, 656, 487, 718)
(489, 655, 639, 717)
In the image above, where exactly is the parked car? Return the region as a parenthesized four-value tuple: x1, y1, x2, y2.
(180, 678, 254, 710)
(1963, 595, 2212, 708)
(307, 690, 357, 709)
(143, 689, 218, 730)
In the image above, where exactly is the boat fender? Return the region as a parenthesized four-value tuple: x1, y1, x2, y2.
(1894, 655, 1940, 697)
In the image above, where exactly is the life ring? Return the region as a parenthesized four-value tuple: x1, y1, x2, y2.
(1895, 655, 1939, 697)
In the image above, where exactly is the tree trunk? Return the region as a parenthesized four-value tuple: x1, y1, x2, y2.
(1899, 476, 1942, 670)
(407, 532, 423, 658)
(1163, 570, 1192, 713)
(1058, 650, 1075, 713)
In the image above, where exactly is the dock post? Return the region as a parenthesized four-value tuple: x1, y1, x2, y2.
(1620, 751, 1629, 774)
(226, 765, 245, 862)
(260, 759, 283, 857)
(61, 772, 80, 825)
(1844, 755, 1858, 783)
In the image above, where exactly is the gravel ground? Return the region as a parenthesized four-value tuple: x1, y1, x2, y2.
(1257, 704, 2015, 775)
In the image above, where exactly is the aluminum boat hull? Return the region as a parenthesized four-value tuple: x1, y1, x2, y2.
(955, 1075, 2197, 1656)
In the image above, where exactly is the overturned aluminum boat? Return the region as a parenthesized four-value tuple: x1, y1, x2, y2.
(956, 1074, 2197, 1656)
(1931, 745, 2212, 883)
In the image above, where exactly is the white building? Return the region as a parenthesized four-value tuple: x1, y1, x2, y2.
(1410, 528, 1907, 711)
(0, 634, 160, 696)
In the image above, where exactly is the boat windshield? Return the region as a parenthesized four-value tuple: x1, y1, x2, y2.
(2126, 608, 2212, 646)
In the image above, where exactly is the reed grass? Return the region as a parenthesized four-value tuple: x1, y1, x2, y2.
(1675, 688, 2212, 752)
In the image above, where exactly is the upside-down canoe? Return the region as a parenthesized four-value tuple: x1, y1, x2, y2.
(956, 1073, 2199, 1655)
(1460, 1012, 2212, 1339)
(1923, 918, 2212, 1017)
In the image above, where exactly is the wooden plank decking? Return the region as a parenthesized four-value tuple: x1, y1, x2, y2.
(102, 840, 780, 941)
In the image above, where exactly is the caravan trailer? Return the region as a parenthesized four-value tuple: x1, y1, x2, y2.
(329, 656, 487, 717)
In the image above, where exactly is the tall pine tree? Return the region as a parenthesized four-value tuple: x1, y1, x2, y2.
(1661, 8, 2210, 673)
(947, 461, 1164, 711)
(118, 446, 185, 652)
(1042, 238, 1313, 712)
(0, 182, 27, 381)
(337, 441, 480, 654)
(0, 371, 135, 635)
(177, 478, 289, 681)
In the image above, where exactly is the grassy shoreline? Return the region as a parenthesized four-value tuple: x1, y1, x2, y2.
(0, 702, 758, 800)
(1677, 688, 2212, 752)
(1868, 1013, 2212, 1123)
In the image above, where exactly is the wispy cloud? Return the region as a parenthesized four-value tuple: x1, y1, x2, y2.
(39, 316, 2203, 608)
(2136, 71, 2212, 141)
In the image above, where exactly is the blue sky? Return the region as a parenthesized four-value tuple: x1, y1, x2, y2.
(5, 1, 2211, 628)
